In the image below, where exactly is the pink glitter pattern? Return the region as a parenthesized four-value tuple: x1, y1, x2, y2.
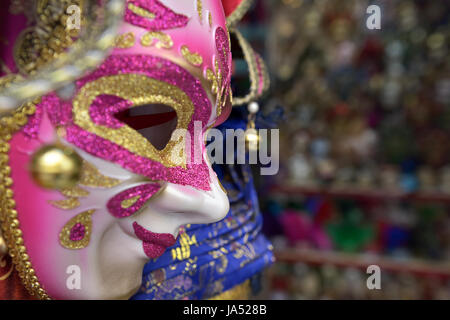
(69, 223, 86, 241)
(125, 0, 189, 32)
(215, 27, 231, 83)
(44, 94, 73, 126)
(76, 55, 211, 128)
(215, 27, 232, 99)
(107, 183, 161, 218)
(89, 95, 131, 129)
(22, 103, 43, 139)
(41, 54, 212, 191)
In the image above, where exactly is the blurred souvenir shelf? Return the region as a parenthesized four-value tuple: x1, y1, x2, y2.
(266, 183, 450, 280)
(257, 247, 450, 300)
(239, 0, 450, 299)
(274, 247, 450, 279)
(270, 184, 450, 204)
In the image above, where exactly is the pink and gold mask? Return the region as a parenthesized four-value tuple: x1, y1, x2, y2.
(1, 0, 234, 299)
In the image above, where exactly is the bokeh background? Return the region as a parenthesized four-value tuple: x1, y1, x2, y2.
(232, 0, 449, 299)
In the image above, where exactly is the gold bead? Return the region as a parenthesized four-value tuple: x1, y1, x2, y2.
(245, 128, 260, 151)
(30, 144, 82, 190)
(0, 232, 8, 258)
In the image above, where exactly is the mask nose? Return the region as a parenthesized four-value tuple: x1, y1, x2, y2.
(131, 169, 229, 236)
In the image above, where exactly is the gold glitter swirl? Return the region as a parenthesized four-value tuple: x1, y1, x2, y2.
(49, 198, 81, 210)
(208, 12, 213, 29)
(204, 56, 227, 117)
(121, 195, 140, 209)
(59, 209, 95, 250)
(197, 0, 203, 23)
(214, 57, 222, 86)
(79, 161, 122, 188)
(141, 31, 173, 49)
(128, 2, 155, 19)
(216, 97, 224, 118)
(180, 45, 203, 67)
(51, 161, 113, 211)
(214, 57, 225, 116)
(72, 74, 194, 168)
(60, 186, 90, 198)
(206, 68, 218, 94)
(115, 32, 136, 49)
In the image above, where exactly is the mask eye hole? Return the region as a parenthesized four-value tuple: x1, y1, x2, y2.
(115, 104, 178, 151)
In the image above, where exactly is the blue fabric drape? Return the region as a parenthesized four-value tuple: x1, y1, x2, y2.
(131, 108, 274, 300)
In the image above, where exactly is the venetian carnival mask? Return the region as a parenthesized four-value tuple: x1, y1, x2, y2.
(0, 0, 254, 299)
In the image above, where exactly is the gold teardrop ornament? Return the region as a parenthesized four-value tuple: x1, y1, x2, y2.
(59, 210, 95, 250)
